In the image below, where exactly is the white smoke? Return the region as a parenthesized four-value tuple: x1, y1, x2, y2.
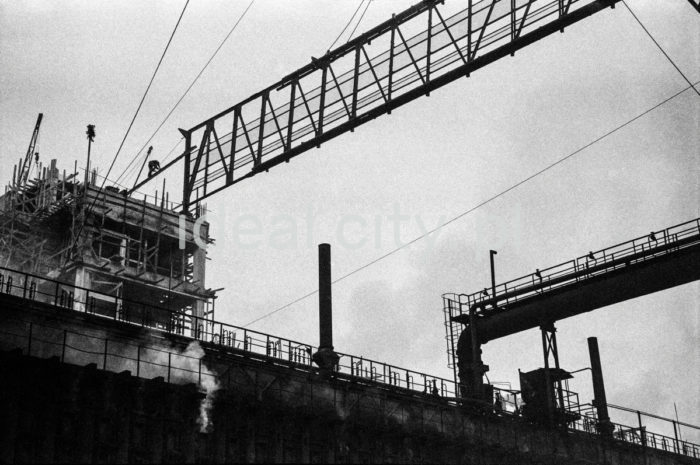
(181, 341, 220, 433)
(12, 321, 222, 433)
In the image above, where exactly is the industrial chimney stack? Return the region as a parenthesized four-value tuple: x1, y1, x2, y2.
(312, 243, 339, 375)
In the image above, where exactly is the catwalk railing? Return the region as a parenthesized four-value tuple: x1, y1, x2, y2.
(446, 217, 700, 315)
(442, 217, 700, 379)
(129, 0, 621, 211)
(0, 264, 457, 399)
(1, 264, 698, 457)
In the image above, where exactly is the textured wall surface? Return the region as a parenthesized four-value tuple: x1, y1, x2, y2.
(0, 294, 696, 464)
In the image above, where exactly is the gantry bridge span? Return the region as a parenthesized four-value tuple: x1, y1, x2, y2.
(131, 0, 623, 211)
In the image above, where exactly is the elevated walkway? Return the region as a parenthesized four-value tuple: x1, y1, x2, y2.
(444, 218, 700, 343)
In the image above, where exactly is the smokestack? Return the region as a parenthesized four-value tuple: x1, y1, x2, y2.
(313, 243, 339, 374)
(587, 337, 613, 437)
(319, 243, 333, 350)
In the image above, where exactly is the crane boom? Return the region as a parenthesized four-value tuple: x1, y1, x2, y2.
(132, 0, 620, 212)
(17, 113, 43, 188)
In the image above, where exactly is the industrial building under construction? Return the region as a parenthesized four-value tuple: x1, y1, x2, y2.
(1, 0, 699, 463)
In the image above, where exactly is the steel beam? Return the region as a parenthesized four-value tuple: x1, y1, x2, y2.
(457, 240, 700, 342)
(129, 0, 620, 212)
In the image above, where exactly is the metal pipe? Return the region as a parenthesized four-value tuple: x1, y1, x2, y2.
(489, 250, 497, 309)
(588, 337, 613, 436)
(319, 243, 333, 350)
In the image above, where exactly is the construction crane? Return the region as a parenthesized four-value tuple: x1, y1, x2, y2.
(15, 113, 43, 189)
(131, 0, 623, 211)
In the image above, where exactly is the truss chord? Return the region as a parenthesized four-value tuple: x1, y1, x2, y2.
(132, 0, 625, 213)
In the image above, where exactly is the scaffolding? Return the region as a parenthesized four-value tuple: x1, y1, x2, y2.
(1, 157, 217, 328)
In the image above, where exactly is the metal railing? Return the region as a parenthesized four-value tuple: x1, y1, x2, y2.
(1, 263, 698, 458)
(445, 218, 700, 315)
(0, 264, 458, 400)
(569, 411, 700, 458)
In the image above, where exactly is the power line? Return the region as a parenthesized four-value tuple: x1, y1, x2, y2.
(328, 0, 367, 51)
(98, 0, 190, 190)
(72, 0, 190, 247)
(241, 81, 699, 328)
(347, 0, 373, 42)
(622, 0, 699, 98)
(115, 0, 257, 186)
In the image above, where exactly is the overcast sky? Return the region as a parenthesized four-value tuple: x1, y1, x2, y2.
(1, 0, 698, 439)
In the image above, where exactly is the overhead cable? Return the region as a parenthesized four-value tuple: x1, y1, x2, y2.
(242, 81, 699, 328)
(116, 0, 257, 186)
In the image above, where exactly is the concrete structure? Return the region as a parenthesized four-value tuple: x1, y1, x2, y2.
(0, 160, 215, 326)
(1, 276, 698, 464)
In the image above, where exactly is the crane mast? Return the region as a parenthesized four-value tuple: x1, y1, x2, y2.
(16, 113, 43, 188)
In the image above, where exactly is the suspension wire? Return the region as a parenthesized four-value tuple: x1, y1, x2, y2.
(242, 81, 699, 328)
(71, 0, 190, 247)
(115, 0, 257, 186)
(328, 0, 367, 51)
(99, 0, 190, 189)
(347, 0, 373, 42)
(622, 0, 700, 98)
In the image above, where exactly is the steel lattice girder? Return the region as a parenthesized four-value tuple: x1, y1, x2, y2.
(131, 0, 620, 211)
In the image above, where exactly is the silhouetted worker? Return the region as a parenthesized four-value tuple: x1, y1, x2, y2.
(535, 269, 542, 280)
(587, 251, 595, 261)
(494, 393, 503, 413)
(431, 379, 439, 396)
(148, 160, 161, 177)
(649, 231, 657, 242)
(482, 288, 489, 297)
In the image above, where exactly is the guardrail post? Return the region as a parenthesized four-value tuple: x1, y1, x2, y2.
(673, 420, 680, 454)
(637, 411, 646, 446)
(167, 352, 171, 383)
(136, 345, 141, 377)
(103, 339, 108, 370)
(61, 330, 67, 362)
(27, 322, 33, 356)
(54, 281, 60, 306)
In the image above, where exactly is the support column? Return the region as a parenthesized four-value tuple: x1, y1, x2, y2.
(179, 129, 192, 214)
(456, 314, 488, 401)
(73, 267, 91, 312)
(541, 322, 565, 427)
(588, 337, 613, 437)
(192, 248, 206, 319)
(312, 244, 339, 375)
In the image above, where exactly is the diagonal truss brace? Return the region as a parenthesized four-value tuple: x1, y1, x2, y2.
(131, 0, 620, 212)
